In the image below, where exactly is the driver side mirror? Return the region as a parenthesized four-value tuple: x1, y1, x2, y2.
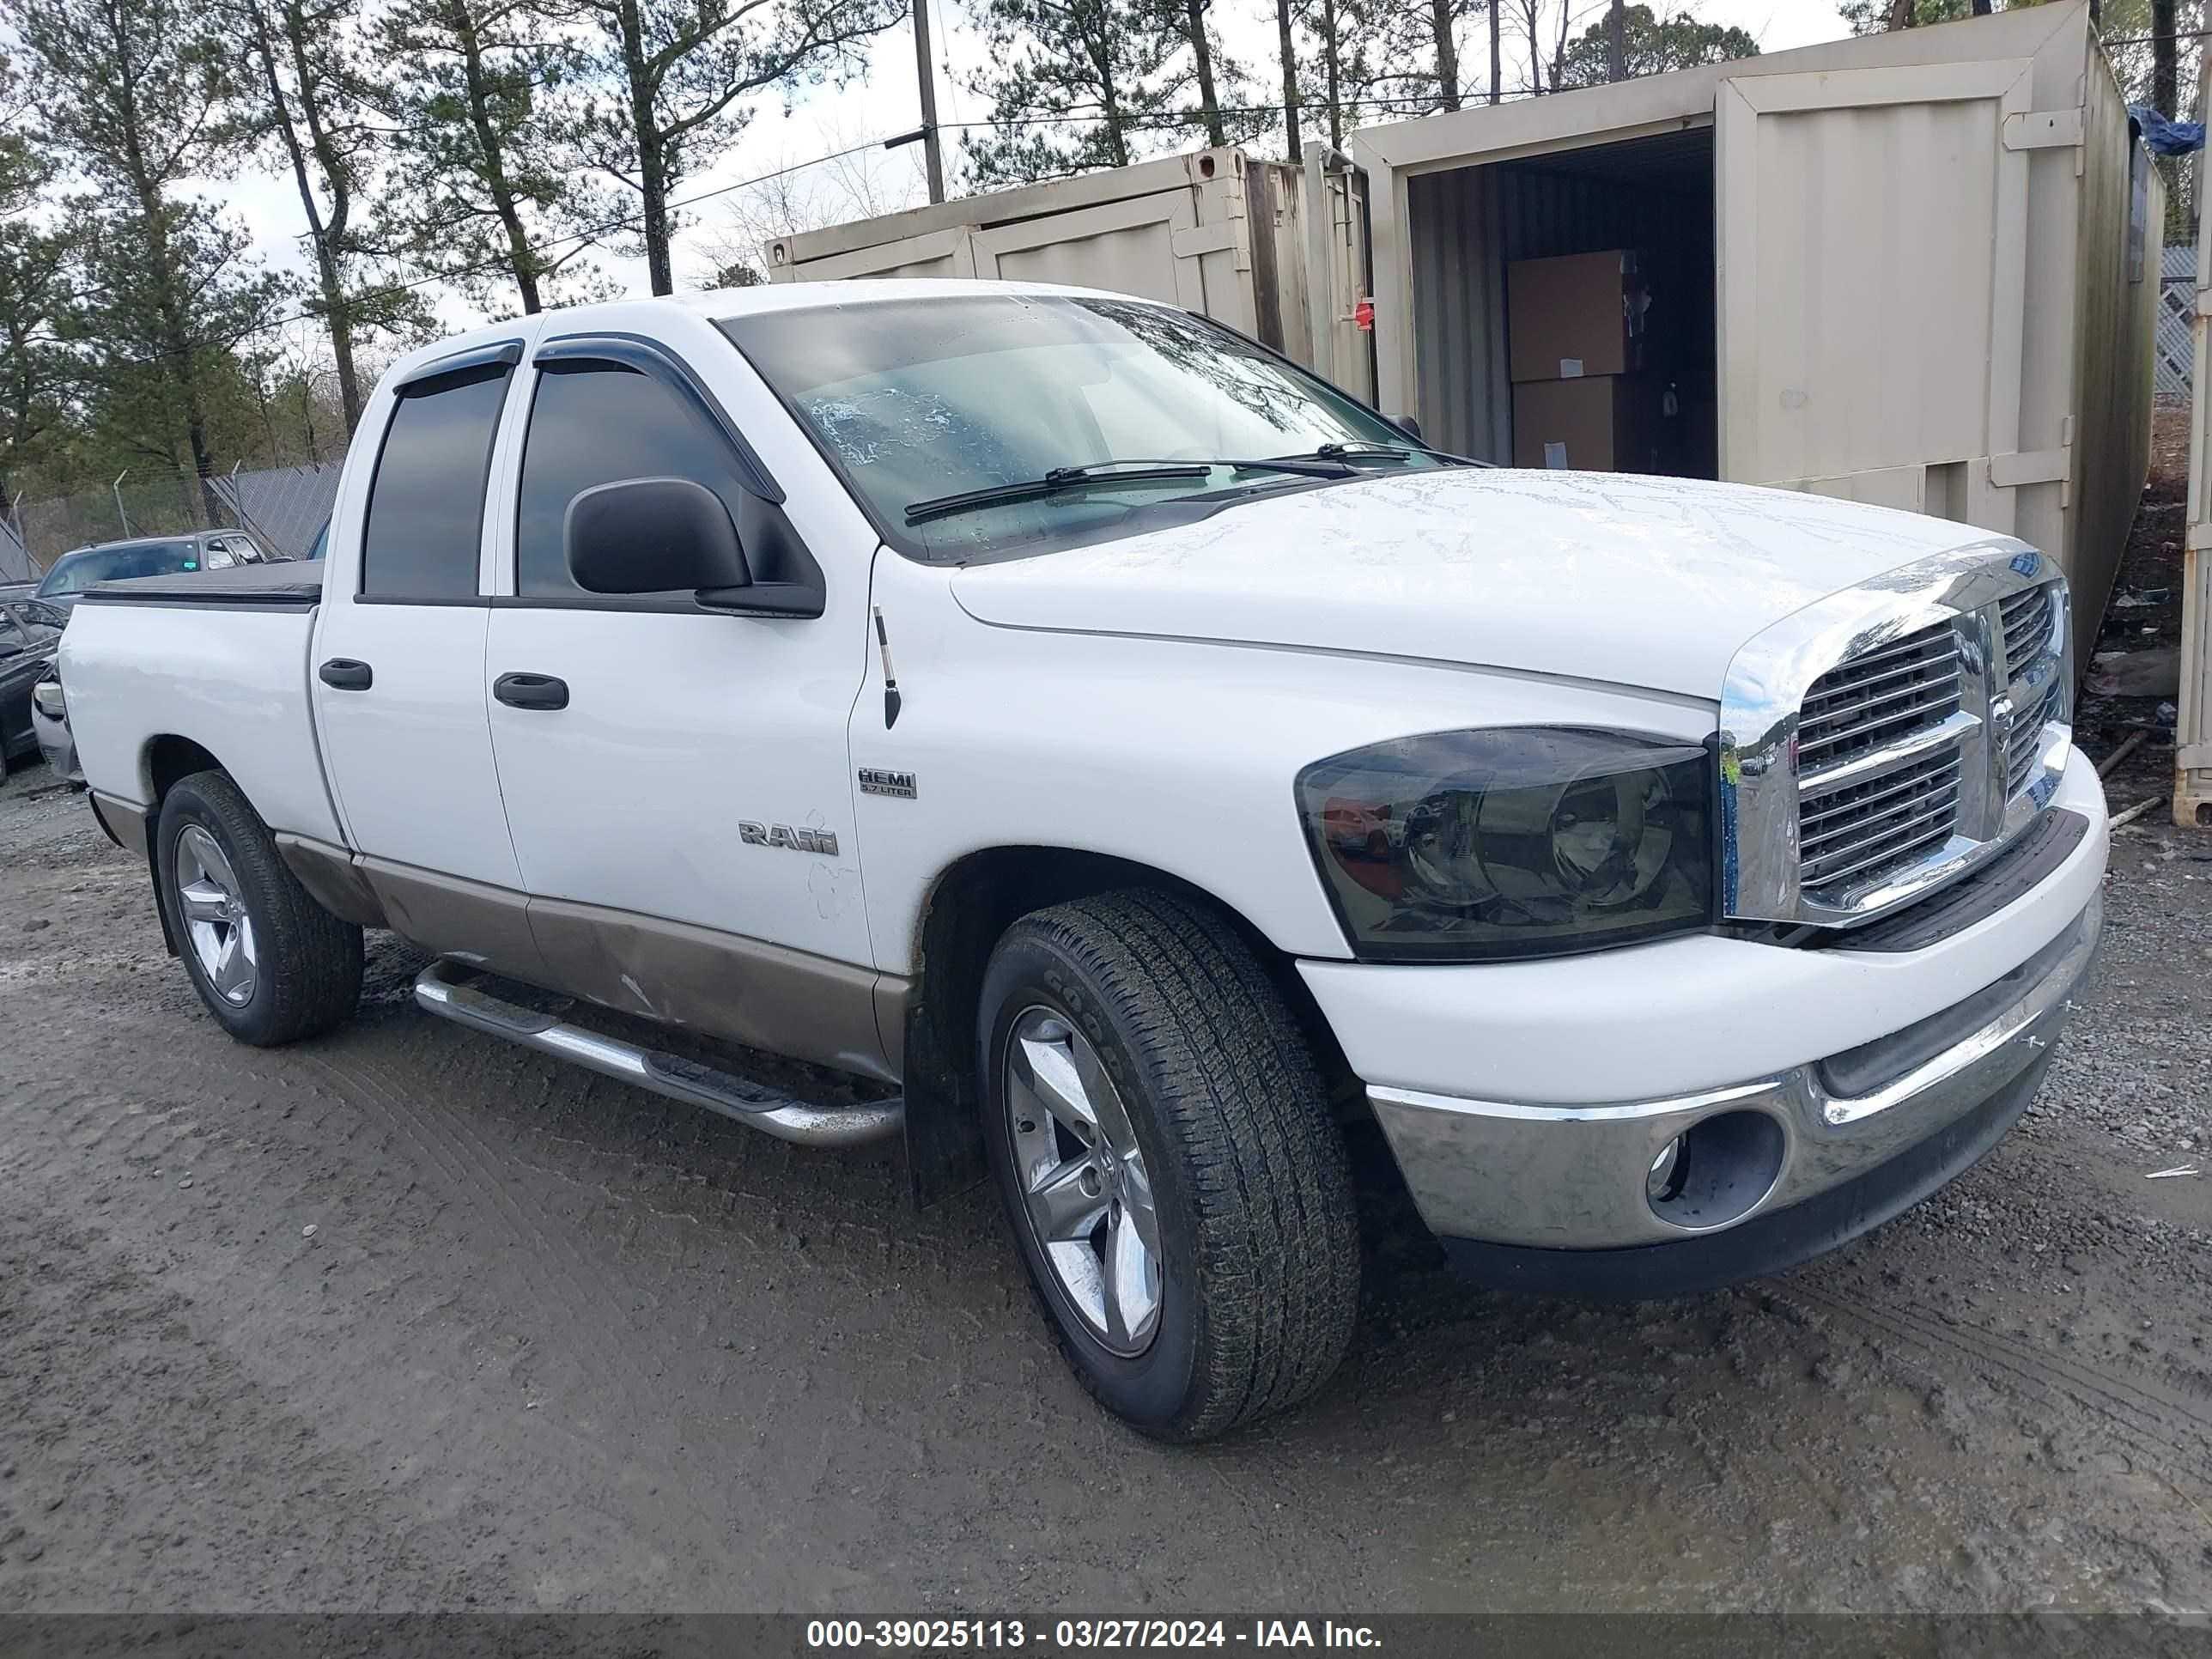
(564, 477, 823, 617)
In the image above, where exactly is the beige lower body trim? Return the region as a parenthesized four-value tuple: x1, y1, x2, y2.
(90, 791, 149, 860)
(310, 851, 904, 1086)
(529, 896, 902, 1086)
(275, 834, 389, 928)
(358, 857, 554, 987)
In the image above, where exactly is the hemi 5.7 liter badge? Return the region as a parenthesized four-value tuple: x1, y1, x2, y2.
(859, 768, 918, 799)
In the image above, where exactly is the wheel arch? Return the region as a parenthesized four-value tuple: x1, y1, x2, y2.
(898, 845, 1355, 1206)
(138, 734, 233, 958)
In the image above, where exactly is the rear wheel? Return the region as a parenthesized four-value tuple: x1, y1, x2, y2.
(156, 770, 363, 1046)
(979, 890, 1360, 1442)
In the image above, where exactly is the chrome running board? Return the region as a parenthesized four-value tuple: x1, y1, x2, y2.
(413, 959, 904, 1149)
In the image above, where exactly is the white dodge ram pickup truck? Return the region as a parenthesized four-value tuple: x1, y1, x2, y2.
(58, 281, 2106, 1441)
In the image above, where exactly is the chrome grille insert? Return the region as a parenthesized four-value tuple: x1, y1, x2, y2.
(2006, 678, 2061, 799)
(1999, 585, 2054, 671)
(1801, 749, 1962, 892)
(1719, 543, 2073, 928)
(1796, 623, 1962, 769)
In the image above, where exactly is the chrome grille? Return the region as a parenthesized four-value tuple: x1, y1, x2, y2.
(1796, 622, 1961, 769)
(1722, 544, 2071, 927)
(1800, 749, 1963, 890)
(2006, 678, 2061, 799)
(1998, 585, 2054, 671)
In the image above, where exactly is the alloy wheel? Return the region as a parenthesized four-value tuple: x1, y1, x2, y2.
(1004, 1006, 1164, 1356)
(175, 824, 258, 1006)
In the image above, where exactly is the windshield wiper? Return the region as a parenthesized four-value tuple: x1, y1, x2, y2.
(1267, 441, 1414, 465)
(905, 461, 1210, 526)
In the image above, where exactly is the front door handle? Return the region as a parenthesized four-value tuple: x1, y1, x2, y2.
(319, 658, 373, 690)
(494, 672, 569, 711)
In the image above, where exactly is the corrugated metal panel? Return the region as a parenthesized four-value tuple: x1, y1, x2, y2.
(1407, 167, 1507, 458)
(763, 148, 1369, 388)
(2070, 45, 2162, 660)
(0, 516, 29, 583)
(1715, 59, 2041, 527)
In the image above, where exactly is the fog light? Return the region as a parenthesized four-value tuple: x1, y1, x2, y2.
(1645, 1109, 1787, 1231)
(33, 680, 64, 720)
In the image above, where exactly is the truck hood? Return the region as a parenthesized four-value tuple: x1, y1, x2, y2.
(949, 468, 1986, 701)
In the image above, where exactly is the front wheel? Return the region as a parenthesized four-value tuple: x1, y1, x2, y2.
(979, 890, 1360, 1442)
(155, 770, 363, 1046)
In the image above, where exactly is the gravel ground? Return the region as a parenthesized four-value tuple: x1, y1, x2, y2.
(7, 428, 2212, 1621)
(0, 758, 2207, 1620)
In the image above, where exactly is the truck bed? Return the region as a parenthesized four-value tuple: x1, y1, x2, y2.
(80, 562, 325, 609)
(59, 568, 346, 846)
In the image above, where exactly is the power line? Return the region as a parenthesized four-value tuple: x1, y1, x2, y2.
(84, 87, 1521, 378)
(82, 136, 898, 375)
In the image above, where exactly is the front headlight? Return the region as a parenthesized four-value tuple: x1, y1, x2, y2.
(1295, 728, 1716, 962)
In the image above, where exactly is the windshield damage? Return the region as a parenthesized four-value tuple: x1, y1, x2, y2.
(722, 295, 1455, 561)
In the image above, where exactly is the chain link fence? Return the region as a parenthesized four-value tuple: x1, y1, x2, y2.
(8, 447, 346, 577)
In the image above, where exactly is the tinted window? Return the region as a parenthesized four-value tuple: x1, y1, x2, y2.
(514, 362, 750, 599)
(361, 363, 514, 600)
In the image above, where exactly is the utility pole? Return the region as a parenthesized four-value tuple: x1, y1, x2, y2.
(913, 0, 945, 204)
(1607, 0, 1626, 81)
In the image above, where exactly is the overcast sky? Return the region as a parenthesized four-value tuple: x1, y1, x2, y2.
(210, 0, 1852, 333)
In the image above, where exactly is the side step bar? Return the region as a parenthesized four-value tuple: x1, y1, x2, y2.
(413, 960, 904, 1149)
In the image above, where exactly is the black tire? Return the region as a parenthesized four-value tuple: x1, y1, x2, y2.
(979, 890, 1360, 1442)
(155, 769, 363, 1046)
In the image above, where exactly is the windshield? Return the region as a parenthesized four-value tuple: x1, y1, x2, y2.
(37, 541, 202, 595)
(723, 295, 1444, 560)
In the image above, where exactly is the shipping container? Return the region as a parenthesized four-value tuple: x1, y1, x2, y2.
(763, 147, 1377, 403)
(2179, 55, 2212, 828)
(1353, 0, 2160, 647)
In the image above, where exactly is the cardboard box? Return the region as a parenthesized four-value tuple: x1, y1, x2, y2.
(1506, 250, 1645, 383)
(1511, 374, 1656, 472)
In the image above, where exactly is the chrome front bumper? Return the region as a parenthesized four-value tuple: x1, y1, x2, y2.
(1370, 896, 2100, 1255)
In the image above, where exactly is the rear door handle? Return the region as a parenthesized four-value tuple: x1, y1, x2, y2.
(319, 658, 373, 690)
(494, 672, 569, 711)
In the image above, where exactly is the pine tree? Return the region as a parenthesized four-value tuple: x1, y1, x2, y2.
(9, 0, 275, 522)
(228, 0, 428, 431)
(1151, 0, 1261, 150)
(0, 48, 76, 509)
(962, 0, 1185, 185)
(377, 0, 615, 316)
(562, 0, 905, 295)
(1552, 4, 1756, 88)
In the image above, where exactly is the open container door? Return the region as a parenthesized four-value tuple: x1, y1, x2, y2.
(2182, 58, 2212, 827)
(1716, 58, 2044, 532)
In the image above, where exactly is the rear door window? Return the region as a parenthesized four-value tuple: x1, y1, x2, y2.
(361, 362, 514, 600)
